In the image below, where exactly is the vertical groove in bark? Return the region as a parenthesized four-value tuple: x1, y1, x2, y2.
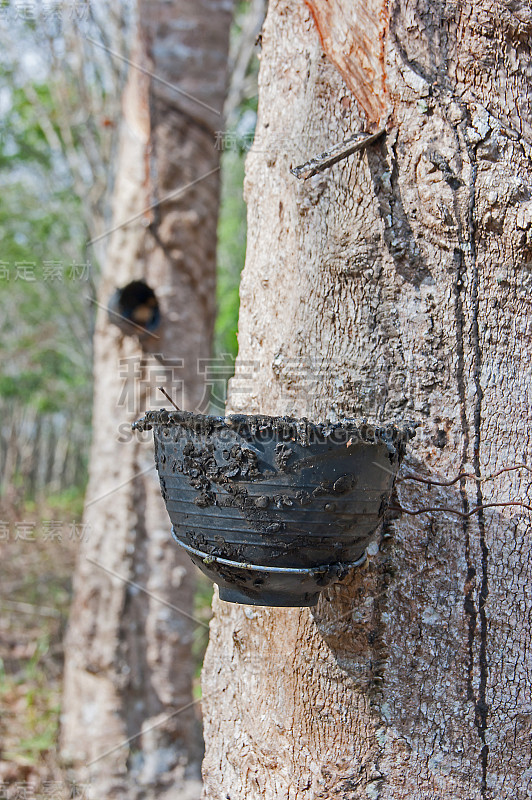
(202, 0, 532, 798)
(466, 130, 490, 796)
(61, 3, 233, 799)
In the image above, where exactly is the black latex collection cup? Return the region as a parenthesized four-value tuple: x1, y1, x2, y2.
(133, 411, 413, 607)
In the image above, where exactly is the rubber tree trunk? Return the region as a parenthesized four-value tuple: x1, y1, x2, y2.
(201, 1, 532, 798)
(60, 3, 233, 798)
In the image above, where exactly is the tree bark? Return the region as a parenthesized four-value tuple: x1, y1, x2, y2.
(201, 1, 532, 798)
(60, 2, 233, 798)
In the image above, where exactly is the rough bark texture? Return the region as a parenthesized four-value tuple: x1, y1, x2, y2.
(60, 3, 233, 798)
(202, 1, 532, 798)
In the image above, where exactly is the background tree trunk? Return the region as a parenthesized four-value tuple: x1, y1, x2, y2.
(201, 1, 532, 798)
(60, 2, 233, 798)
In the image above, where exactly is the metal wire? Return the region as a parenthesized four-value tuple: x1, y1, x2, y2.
(171, 527, 367, 575)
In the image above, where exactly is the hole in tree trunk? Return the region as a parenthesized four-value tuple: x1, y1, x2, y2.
(107, 280, 161, 337)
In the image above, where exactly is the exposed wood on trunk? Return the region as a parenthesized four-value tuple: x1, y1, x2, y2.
(305, 0, 389, 125)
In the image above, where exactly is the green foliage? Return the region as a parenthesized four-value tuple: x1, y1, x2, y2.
(0, 61, 93, 502)
(0, 633, 61, 765)
(215, 149, 247, 361)
(0, 69, 92, 425)
(41, 485, 87, 518)
(0, 84, 54, 169)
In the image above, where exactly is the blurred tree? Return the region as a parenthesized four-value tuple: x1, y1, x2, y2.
(60, 1, 233, 798)
(0, 0, 262, 500)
